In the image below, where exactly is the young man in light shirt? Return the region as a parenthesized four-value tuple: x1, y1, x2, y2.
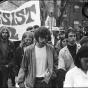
(17, 26, 56, 88)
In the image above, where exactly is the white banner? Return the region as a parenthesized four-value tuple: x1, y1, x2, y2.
(0, 1, 41, 41)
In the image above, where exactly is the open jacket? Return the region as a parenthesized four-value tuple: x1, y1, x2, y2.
(57, 43, 81, 88)
(0, 39, 15, 69)
(58, 43, 81, 72)
(17, 43, 56, 88)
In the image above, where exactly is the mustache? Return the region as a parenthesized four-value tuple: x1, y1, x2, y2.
(72, 39, 75, 42)
(1, 35, 8, 39)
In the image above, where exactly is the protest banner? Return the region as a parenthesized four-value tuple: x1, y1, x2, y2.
(0, 0, 41, 41)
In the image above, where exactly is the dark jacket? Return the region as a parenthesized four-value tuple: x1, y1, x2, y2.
(15, 45, 24, 72)
(0, 39, 15, 69)
(17, 43, 56, 88)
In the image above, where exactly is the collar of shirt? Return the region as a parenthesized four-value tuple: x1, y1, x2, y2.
(75, 66, 88, 78)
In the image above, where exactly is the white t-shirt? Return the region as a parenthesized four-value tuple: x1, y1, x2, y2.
(35, 45, 47, 77)
(64, 66, 88, 87)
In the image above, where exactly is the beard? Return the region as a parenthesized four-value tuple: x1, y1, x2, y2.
(1, 35, 8, 41)
(70, 39, 76, 44)
(23, 42, 31, 47)
(71, 41, 75, 45)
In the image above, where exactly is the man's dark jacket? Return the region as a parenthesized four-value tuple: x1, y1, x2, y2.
(0, 39, 15, 69)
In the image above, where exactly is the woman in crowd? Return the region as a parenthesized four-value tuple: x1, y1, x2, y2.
(64, 43, 88, 87)
(55, 37, 68, 55)
(15, 31, 34, 76)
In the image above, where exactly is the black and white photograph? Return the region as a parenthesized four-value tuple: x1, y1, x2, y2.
(0, 0, 88, 88)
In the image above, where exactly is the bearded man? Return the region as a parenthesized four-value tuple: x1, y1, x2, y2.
(0, 26, 15, 88)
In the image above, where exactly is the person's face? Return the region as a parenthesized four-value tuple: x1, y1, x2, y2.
(59, 31, 65, 38)
(62, 39, 68, 47)
(49, 12, 54, 17)
(54, 31, 59, 37)
(23, 37, 33, 46)
(38, 36, 48, 47)
(68, 32, 76, 45)
(80, 57, 88, 70)
(1, 29, 8, 40)
(76, 31, 80, 38)
(30, 30, 34, 34)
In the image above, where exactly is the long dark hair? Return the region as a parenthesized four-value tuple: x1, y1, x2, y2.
(75, 44, 88, 68)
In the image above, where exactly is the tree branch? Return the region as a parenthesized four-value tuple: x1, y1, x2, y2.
(8, 0, 19, 7)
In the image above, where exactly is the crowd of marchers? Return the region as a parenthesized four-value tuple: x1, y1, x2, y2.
(0, 25, 88, 88)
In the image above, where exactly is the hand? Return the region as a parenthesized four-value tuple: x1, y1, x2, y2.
(5, 65, 8, 68)
(51, 71, 57, 79)
(42, 71, 50, 84)
(45, 71, 50, 78)
(42, 77, 50, 84)
(15, 83, 19, 87)
(19, 83, 25, 88)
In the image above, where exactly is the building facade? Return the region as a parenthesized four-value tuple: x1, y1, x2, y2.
(62, 0, 88, 29)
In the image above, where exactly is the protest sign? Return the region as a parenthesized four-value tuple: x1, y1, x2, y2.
(0, 1, 41, 41)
